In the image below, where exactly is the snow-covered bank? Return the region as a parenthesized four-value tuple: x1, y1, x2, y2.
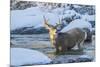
(82, 14, 95, 21)
(11, 48, 52, 66)
(11, 5, 95, 34)
(60, 19, 92, 32)
(11, 6, 62, 30)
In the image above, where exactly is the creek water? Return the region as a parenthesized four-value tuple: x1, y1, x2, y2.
(11, 34, 95, 64)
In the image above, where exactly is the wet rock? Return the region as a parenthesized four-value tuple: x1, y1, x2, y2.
(67, 59, 76, 63)
(51, 60, 62, 64)
(76, 58, 92, 62)
(76, 55, 93, 62)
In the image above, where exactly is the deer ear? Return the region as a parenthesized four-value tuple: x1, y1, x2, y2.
(55, 18, 65, 32)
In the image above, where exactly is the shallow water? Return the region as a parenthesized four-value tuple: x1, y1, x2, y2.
(11, 34, 95, 64)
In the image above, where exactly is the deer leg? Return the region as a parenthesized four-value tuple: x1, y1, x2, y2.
(61, 44, 67, 52)
(72, 43, 79, 50)
(78, 41, 84, 50)
(55, 45, 60, 54)
(67, 47, 72, 51)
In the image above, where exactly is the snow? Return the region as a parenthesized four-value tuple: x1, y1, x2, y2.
(11, 7, 63, 30)
(11, 48, 52, 66)
(60, 19, 92, 32)
(11, 6, 81, 30)
(64, 10, 77, 15)
(73, 5, 81, 8)
(11, 7, 44, 16)
(11, 6, 95, 31)
(62, 9, 81, 20)
(81, 14, 95, 21)
(11, 7, 45, 30)
(52, 7, 65, 15)
(92, 27, 95, 31)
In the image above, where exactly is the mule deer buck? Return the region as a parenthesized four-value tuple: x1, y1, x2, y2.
(43, 16, 86, 53)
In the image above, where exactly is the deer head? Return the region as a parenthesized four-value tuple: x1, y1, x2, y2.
(43, 16, 63, 46)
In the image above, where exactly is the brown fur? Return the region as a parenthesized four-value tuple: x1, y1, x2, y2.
(54, 28, 86, 53)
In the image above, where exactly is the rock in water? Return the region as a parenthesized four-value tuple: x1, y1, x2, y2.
(67, 59, 76, 63)
(11, 48, 52, 66)
(76, 55, 93, 62)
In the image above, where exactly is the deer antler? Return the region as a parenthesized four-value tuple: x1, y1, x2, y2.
(43, 16, 46, 24)
(43, 16, 52, 29)
(55, 17, 63, 28)
(58, 17, 62, 24)
(43, 16, 48, 25)
(55, 17, 65, 32)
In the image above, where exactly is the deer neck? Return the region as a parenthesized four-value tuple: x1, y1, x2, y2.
(49, 29, 56, 46)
